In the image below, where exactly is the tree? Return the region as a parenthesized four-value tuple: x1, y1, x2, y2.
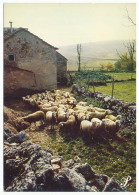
(123, 40, 136, 71)
(114, 60, 122, 71)
(106, 63, 114, 71)
(77, 44, 81, 72)
(115, 8, 136, 71)
(116, 40, 136, 71)
(125, 8, 136, 26)
(100, 63, 105, 72)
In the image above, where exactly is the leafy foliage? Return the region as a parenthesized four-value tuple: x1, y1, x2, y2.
(115, 53, 136, 71)
(75, 71, 111, 81)
(106, 62, 115, 71)
(73, 71, 111, 88)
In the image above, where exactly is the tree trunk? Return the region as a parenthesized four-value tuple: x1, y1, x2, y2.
(112, 78, 114, 98)
(77, 44, 81, 72)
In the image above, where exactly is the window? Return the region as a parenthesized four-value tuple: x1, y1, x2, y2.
(8, 54, 15, 61)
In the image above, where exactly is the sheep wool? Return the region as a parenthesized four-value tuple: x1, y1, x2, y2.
(80, 120, 93, 134)
(105, 114, 117, 122)
(91, 118, 102, 133)
(22, 111, 45, 123)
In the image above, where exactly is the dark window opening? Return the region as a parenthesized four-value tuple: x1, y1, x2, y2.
(8, 54, 15, 61)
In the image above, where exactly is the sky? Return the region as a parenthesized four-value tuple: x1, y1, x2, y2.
(4, 3, 136, 47)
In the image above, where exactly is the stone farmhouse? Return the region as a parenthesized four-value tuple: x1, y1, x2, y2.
(4, 26, 67, 97)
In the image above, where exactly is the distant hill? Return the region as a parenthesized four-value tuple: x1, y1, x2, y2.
(58, 40, 129, 70)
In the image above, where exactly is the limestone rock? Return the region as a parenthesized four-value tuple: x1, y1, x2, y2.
(92, 174, 110, 191)
(63, 159, 75, 168)
(7, 131, 28, 143)
(4, 141, 53, 191)
(73, 163, 96, 181)
(58, 168, 86, 191)
(52, 164, 61, 172)
(74, 155, 81, 163)
(103, 177, 128, 192)
(4, 128, 13, 140)
(51, 157, 62, 165)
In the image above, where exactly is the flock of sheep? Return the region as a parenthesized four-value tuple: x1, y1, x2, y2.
(22, 89, 121, 137)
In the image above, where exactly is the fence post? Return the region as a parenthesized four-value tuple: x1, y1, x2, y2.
(112, 78, 114, 98)
(92, 80, 95, 94)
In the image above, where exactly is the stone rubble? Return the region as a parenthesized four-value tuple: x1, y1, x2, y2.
(4, 128, 128, 192)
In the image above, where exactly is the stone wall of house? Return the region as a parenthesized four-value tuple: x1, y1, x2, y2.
(4, 66, 36, 97)
(56, 52, 67, 84)
(4, 29, 57, 95)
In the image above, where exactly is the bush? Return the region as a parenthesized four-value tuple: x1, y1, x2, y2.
(73, 71, 111, 88)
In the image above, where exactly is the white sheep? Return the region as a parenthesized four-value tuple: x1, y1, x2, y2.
(57, 109, 69, 122)
(67, 108, 75, 115)
(22, 111, 45, 127)
(38, 102, 52, 109)
(105, 114, 121, 122)
(86, 107, 95, 112)
(105, 109, 114, 115)
(91, 110, 108, 120)
(78, 101, 87, 106)
(86, 110, 106, 120)
(29, 98, 37, 107)
(63, 91, 70, 98)
(94, 107, 106, 112)
(67, 97, 77, 106)
(91, 118, 102, 134)
(58, 104, 68, 110)
(102, 118, 121, 134)
(77, 112, 87, 122)
(46, 111, 57, 130)
(59, 115, 76, 131)
(73, 105, 85, 111)
(39, 105, 58, 113)
(80, 120, 93, 135)
(54, 89, 62, 96)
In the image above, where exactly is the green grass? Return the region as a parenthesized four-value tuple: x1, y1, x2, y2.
(71, 71, 136, 103)
(89, 80, 136, 103)
(106, 72, 136, 81)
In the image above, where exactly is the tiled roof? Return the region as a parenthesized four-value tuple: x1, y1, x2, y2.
(4, 27, 58, 50)
(4, 27, 28, 40)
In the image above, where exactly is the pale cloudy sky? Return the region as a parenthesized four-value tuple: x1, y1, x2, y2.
(4, 3, 136, 46)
